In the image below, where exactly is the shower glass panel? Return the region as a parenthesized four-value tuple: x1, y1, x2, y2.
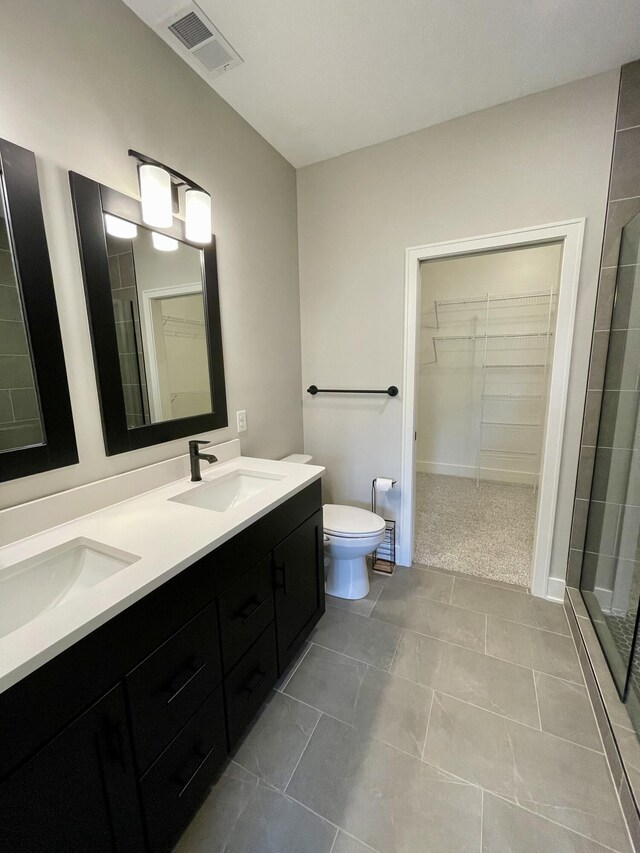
(580, 211, 640, 705)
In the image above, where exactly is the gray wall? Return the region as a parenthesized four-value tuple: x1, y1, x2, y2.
(297, 71, 619, 587)
(0, 0, 303, 509)
(569, 60, 640, 588)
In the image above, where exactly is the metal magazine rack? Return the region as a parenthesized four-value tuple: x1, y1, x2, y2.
(370, 479, 396, 574)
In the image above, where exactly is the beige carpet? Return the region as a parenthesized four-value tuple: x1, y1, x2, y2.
(414, 472, 536, 588)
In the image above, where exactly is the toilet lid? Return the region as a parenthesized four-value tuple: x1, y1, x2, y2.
(323, 504, 386, 538)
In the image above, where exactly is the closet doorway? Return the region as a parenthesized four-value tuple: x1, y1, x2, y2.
(399, 221, 584, 598)
(417, 244, 561, 587)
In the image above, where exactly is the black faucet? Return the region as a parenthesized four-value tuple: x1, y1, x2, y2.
(189, 440, 218, 482)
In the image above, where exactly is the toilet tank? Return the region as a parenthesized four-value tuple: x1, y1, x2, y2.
(281, 453, 313, 464)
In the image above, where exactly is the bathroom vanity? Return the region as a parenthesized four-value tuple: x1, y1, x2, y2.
(0, 451, 324, 852)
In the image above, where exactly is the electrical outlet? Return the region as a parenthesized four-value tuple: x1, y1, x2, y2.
(236, 410, 247, 433)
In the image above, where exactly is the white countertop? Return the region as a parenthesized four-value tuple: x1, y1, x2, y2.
(0, 453, 324, 695)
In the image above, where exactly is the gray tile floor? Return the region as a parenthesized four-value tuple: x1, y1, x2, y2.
(177, 565, 633, 853)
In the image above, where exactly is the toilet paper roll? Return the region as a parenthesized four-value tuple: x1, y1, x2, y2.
(374, 477, 395, 492)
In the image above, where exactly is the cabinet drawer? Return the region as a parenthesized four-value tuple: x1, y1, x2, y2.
(218, 553, 275, 673)
(140, 686, 227, 853)
(127, 601, 222, 773)
(224, 622, 278, 748)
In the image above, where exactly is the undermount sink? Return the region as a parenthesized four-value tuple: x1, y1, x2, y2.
(0, 538, 140, 639)
(169, 469, 286, 513)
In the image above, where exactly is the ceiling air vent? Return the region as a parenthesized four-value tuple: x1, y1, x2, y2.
(163, 3, 243, 79)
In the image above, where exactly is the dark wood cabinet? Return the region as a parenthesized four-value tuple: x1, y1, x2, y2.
(140, 687, 227, 852)
(0, 481, 323, 853)
(274, 509, 325, 671)
(224, 622, 279, 748)
(218, 553, 275, 673)
(0, 684, 144, 853)
(126, 600, 222, 774)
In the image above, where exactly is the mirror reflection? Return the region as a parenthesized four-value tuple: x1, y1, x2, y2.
(105, 218, 212, 428)
(0, 186, 44, 452)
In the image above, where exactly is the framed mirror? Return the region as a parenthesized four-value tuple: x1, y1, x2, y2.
(69, 172, 227, 456)
(0, 138, 77, 482)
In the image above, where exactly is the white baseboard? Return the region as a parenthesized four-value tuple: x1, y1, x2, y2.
(546, 576, 566, 603)
(416, 459, 536, 486)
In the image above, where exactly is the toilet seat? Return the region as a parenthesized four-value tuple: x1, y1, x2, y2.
(323, 504, 386, 538)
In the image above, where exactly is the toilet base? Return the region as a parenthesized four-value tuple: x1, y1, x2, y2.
(325, 555, 370, 600)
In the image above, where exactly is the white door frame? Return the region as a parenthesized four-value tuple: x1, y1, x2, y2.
(140, 281, 204, 422)
(399, 219, 585, 599)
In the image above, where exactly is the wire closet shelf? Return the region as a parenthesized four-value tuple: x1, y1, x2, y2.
(420, 288, 557, 490)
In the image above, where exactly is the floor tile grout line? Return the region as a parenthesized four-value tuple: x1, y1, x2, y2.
(565, 605, 637, 852)
(278, 642, 312, 692)
(331, 565, 570, 638)
(421, 690, 435, 761)
(282, 712, 322, 795)
(327, 613, 581, 683)
(224, 758, 343, 837)
(303, 639, 588, 735)
(305, 641, 386, 671)
(279, 694, 620, 852)
(485, 791, 631, 853)
(414, 562, 530, 595)
(531, 668, 588, 690)
(479, 788, 484, 853)
(372, 589, 571, 639)
(335, 828, 384, 853)
(284, 645, 607, 757)
(279, 689, 444, 766)
(387, 628, 403, 673)
(531, 669, 542, 731)
(281, 789, 341, 835)
(285, 789, 385, 853)
(328, 825, 340, 853)
(421, 689, 614, 756)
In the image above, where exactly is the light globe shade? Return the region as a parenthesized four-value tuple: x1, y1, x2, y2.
(185, 188, 211, 244)
(139, 164, 172, 228)
(151, 231, 178, 252)
(104, 213, 138, 239)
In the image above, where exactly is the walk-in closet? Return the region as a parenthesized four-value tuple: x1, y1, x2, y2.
(415, 243, 562, 586)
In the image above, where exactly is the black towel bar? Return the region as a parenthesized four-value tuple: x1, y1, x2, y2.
(307, 385, 398, 397)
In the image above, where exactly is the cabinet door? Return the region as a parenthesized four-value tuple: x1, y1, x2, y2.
(0, 684, 143, 852)
(273, 509, 325, 672)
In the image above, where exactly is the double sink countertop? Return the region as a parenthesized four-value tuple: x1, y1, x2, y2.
(0, 444, 324, 695)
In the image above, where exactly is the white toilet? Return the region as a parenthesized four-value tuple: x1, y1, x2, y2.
(281, 454, 386, 600)
(323, 504, 386, 599)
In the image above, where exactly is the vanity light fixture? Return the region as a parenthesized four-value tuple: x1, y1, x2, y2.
(185, 188, 212, 244)
(138, 163, 173, 228)
(129, 149, 212, 244)
(151, 231, 178, 252)
(104, 213, 138, 239)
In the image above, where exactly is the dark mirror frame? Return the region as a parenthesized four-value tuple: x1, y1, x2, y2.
(69, 172, 228, 456)
(0, 139, 78, 482)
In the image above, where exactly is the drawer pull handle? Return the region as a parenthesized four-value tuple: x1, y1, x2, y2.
(165, 660, 208, 706)
(273, 561, 287, 594)
(241, 667, 267, 701)
(235, 597, 267, 624)
(175, 744, 215, 799)
(104, 718, 127, 773)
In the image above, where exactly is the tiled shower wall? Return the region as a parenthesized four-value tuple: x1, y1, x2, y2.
(0, 218, 43, 452)
(106, 235, 150, 428)
(568, 59, 640, 587)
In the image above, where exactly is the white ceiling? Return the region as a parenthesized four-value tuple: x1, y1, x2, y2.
(124, 0, 640, 167)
